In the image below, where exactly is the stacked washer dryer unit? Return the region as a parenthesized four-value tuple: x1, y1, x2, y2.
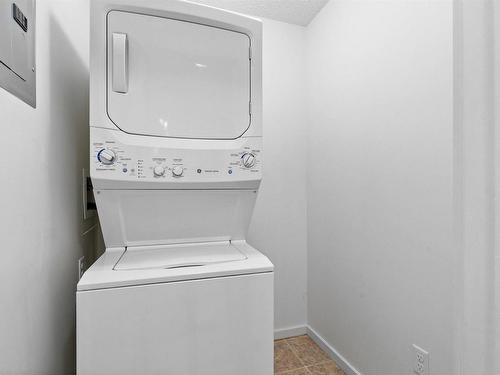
(76, 1, 273, 374)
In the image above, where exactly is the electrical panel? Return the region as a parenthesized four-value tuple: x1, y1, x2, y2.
(0, 1, 35, 107)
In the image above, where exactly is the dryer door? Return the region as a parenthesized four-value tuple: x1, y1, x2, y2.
(106, 11, 251, 140)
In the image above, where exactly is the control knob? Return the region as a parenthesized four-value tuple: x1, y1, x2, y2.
(241, 153, 256, 168)
(97, 149, 116, 165)
(153, 165, 165, 177)
(172, 166, 184, 177)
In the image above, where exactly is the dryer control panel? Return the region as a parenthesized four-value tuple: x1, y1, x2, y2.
(90, 127, 262, 188)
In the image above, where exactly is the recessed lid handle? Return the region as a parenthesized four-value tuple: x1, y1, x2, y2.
(113, 242, 247, 271)
(112, 33, 128, 93)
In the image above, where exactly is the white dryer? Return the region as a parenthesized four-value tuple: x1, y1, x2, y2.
(76, 1, 273, 374)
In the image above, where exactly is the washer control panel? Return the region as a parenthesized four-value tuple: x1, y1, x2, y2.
(91, 133, 262, 183)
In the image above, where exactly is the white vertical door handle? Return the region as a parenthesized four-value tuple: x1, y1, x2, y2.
(112, 33, 128, 93)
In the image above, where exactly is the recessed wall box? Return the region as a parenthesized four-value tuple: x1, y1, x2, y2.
(0, 0, 36, 107)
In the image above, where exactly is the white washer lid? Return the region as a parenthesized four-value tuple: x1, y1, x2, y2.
(114, 242, 247, 271)
(77, 240, 273, 291)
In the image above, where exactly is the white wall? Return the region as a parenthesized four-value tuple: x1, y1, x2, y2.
(248, 18, 308, 335)
(495, 4, 500, 374)
(306, 1, 456, 374)
(457, 1, 497, 373)
(0, 1, 94, 374)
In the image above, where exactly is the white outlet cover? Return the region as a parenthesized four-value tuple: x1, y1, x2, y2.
(412, 344, 429, 375)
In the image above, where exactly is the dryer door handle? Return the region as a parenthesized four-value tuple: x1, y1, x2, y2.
(112, 33, 128, 93)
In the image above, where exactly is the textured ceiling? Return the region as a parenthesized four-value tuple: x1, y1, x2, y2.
(190, 0, 329, 26)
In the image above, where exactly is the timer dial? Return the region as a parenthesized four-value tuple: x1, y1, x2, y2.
(97, 149, 116, 165)
(241, 153, 256, 168)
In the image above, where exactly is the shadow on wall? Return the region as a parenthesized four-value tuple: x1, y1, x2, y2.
(45, 15, 93, 374)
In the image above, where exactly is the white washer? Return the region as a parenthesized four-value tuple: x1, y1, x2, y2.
(77, 242, 273, 375)
(77, 1, 272, 374)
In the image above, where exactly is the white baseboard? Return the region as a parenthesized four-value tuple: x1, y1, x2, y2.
(274, 325, 308, 340)
(306, 326, 362, 375)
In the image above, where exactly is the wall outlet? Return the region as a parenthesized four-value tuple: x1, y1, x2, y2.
(78, 256, 86, 281)
(413, 344, 429, 375)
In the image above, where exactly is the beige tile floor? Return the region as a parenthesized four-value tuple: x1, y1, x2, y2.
(274, 335, 346, 375)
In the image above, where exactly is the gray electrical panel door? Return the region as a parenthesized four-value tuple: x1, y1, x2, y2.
(0, 1, 36, 107)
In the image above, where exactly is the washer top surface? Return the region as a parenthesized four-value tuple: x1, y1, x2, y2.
(77, 240, 273, 291)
